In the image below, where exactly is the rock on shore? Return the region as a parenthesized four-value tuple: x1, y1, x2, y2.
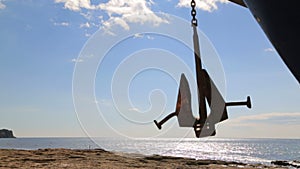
(0, 129, 15, 138)
(271, 160, 300, 168)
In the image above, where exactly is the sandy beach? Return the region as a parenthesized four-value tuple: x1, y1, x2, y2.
(0, 148, 286, 169)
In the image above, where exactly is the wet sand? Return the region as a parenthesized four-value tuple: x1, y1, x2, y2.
(0, 149, 286, 168)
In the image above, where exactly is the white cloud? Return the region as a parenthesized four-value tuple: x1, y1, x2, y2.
(264, 48, 276, 52)
(129, 107, 142, 113)
(133, 33, 144, 39)
(80, 22, 90, 28)
(105, 16, 130, 30)
(54, 0, 96, 11)
(0, 0, 6, 9)
(132, 33, 154, 40)
(98, 0, 168, 31)
(218, 112, 300, 138)
(177, 0, 228, 12)
(53, 22, 70, 27)
(228, 112, 300, 126)
(80, 11, 94, 20)
(71, 58, 84, 63)
(54, 0, 168, 32)
(61, 22, 70, 26)
(84, 32, 91, 37)
(54, 0, 228, 33)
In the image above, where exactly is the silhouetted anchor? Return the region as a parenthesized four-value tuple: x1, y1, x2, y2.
(154, 74, 251, 137)
(154, 10, 252, 137)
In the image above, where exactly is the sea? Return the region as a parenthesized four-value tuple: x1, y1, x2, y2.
(0, 137, 299, 166)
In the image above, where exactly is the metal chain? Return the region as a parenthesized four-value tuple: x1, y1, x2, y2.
(191, 0, 197, 26)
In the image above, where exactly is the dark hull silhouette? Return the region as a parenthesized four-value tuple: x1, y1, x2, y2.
(230, 0, 300, 83)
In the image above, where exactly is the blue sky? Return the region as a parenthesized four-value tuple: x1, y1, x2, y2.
(0, 0, 299, 138)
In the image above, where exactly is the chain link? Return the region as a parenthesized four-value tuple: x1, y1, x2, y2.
(191, 0, 197, 26)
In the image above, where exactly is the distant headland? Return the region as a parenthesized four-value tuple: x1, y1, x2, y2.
(0, 129, 16, 138)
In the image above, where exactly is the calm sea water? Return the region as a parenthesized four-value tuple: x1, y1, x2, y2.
(0, 137, 299, 165)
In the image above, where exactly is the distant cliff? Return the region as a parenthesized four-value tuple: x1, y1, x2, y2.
(0, 129, 16, 138)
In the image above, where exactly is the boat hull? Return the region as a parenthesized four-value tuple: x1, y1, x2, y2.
(243, 0, 300, 82)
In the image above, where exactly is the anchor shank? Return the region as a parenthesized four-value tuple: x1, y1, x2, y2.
(193, 25, 207, 124)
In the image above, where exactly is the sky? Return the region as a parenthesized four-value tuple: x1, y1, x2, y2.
(0, 0, 299, 139)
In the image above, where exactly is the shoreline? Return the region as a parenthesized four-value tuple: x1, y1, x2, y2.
(0, 148, 287, 168)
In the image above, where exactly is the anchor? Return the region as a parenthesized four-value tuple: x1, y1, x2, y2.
(154, 0, 251, 138)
